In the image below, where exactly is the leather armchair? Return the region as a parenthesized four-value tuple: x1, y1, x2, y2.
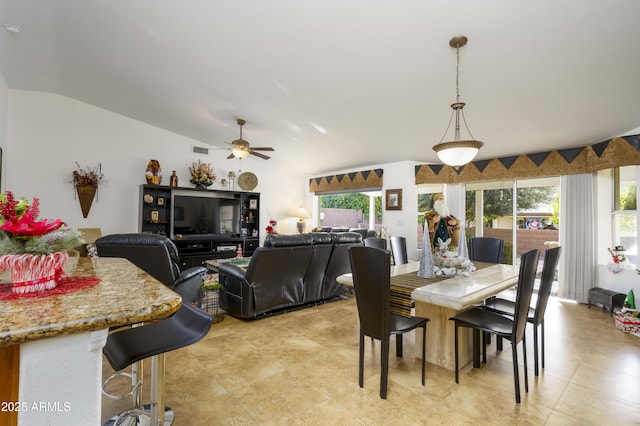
(95, 233, 207, 305)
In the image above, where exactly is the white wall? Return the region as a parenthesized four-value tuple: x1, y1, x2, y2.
(0, 71, 7, 190)
(6, 90, 304, 240)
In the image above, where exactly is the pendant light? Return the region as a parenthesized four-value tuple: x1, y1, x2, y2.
(432, 35, 483, 168)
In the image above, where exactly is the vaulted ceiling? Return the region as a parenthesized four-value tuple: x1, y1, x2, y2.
(1, 0, 639, 175)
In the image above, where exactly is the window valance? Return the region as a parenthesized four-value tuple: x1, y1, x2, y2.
(415, 135, 640, 184)
(309, 168, 383, 193)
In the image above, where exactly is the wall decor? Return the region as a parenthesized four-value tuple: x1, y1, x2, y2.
(238, 171, 258, 191)
(72, 162, 104, 218)
(385, 189, 402, 211)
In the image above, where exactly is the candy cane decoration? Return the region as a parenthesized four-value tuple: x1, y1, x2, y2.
(0, 252, 69, 294)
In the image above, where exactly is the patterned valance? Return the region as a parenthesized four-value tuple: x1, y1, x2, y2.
(415, 135, 640, 184)
(309, 168, 383, 193)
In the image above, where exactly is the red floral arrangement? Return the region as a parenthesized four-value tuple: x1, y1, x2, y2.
(265, 219, 277, 235)
(0, 191, 83, 255)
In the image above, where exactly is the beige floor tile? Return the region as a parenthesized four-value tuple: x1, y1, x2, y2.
(101, 296, 640, 425)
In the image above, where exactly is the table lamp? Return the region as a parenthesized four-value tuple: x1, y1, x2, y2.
(294, 207, 311, 234)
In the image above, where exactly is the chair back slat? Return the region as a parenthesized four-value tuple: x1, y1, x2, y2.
(512, 249, 540, 342)
(469, 237, 504, 264)
(349, 246, 391, 341)
(533, 247, 562, 324)
(364, 237, 387, 250)
(390, 236, 408, 265)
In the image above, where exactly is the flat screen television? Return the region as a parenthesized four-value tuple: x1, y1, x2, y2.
(171, 189, 241, 238)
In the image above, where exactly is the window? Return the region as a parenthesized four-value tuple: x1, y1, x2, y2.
(465, 178, 560, 265)
(317, 190, 382, 233)
(612, 166, 637, 265)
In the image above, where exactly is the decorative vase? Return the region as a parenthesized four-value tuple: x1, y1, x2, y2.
(190, 179, 212, 190)
(75, 183, 97, 218)
(0, 252, 69, 294)
(145, 160, 163, 185)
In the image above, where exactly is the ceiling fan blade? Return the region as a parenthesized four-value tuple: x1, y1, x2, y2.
(226, 153, 235, 159)
(250, 147, 275, 151)
(249, 150, 271, 160)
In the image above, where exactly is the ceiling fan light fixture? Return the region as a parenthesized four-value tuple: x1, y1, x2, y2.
(433, 35, 484, 168)
(231, 146, 250, 159)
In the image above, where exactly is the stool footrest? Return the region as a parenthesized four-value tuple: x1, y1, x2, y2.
(102, 371, 141, 401)
(103, 404, 174, 426)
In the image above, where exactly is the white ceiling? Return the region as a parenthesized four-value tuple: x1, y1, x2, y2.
(1, 0, 640, 175)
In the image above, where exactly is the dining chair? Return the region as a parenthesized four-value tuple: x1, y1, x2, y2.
(348, 246, 429, 399)
(469, 237, 505, 264)
(482, 246, 562, 376)
(363, 237, 387, 250)
(450, 249, 539, 403)
(389, 236, 408, 265)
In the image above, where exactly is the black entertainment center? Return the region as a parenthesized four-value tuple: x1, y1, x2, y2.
(139, 184, 260, 270)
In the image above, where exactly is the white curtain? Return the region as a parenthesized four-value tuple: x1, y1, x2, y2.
(558, 173, 596, 302)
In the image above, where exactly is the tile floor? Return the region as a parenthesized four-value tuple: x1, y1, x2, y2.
(101, 296, 640, 425)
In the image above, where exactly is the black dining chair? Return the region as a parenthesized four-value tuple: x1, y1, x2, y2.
(450, 249, 539, 403)
(469, 237, 505, 264)
(348, 246, 429, 399)
(389, 236, 408, 265)
(482, 246, 562, 376)
(363, 237, 387, 250)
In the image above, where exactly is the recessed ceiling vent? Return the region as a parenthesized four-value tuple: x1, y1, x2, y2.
(192, 146, 209, 155)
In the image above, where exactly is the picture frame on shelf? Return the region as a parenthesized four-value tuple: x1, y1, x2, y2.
(249, 199, 258, 209)
(157, 197, 165, 206)
(385, 189, 402, 211)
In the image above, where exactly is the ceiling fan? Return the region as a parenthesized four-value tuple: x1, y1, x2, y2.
(226, 118, 275, 160)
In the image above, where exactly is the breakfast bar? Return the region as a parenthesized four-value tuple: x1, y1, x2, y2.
(0, 257, 182, 426)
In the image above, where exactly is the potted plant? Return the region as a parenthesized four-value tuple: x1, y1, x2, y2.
(201, 274, 225, 322)
(0, 191, 84, 293)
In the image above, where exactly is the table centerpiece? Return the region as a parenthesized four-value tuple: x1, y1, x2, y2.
(0, 191, 83, 294)
(432, 237, 476, 277)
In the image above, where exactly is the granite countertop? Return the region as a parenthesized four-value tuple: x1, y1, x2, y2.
(0, 257, 182, 346)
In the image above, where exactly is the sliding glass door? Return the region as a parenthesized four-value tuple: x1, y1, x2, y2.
(465, 177, 560, 266)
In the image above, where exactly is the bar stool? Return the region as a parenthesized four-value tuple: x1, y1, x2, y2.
(102, 303, 212, 425)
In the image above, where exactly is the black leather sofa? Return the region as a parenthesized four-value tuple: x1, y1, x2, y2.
(218, 232, 363, 318)
(312, 227, 377, 239)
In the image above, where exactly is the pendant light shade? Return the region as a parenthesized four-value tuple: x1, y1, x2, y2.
(433, 36, 484, 168)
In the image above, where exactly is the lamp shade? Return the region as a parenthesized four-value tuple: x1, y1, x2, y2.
(433, 140, 483, 167)
(294, 207, 311, 219)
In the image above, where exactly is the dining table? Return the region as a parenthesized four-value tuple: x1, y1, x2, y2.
(337, 260, 520, 371)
